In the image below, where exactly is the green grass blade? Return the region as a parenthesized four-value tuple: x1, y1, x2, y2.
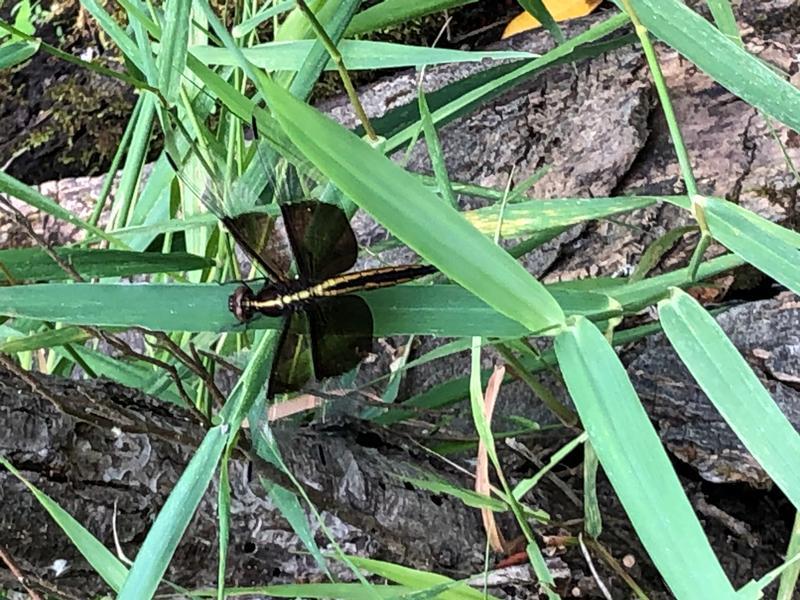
(191, 41, 535, 71)
(155, 0, 190, 103)
(212, 583, 415, 598)
(232, 0, 293, 37)
(659, 288, 800, 508)
(346, 0, 475, 36)
(701, 196, 800, 294)
(0, 456, 128, 592)
(517, 0, 563, 43)
(346, 556, 501, 600)
(418, 86, 457, 207)
(705, 0, 741, 45)
(778, 512, 800, 600)
(0, 248, 211, 282)
(118, 424, 228, 599)
(260, 75, 565, 334)
(62, 344, 186, 405)
(0, 170, 117, 244)
(80, 0, 143, 71)
(607, 253, 744, 310)
(0, 283, 616, 335)
(468, 196, 658, 237)
(621, 0, 800, 132)
(554, 316, 735, 599)
(0, 39, 38, 68)
(0, 325, 90, 353)
(285, 0, 360, 99)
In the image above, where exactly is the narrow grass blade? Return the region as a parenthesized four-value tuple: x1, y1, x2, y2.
(80, 0, 142, 70)
(700, 196, 800, 294)
(0, 170, 115, 243)
(346, 556, 501, 600)
(419, 86, 457, 207)
(554, 316, 735, 598)
(260, 76, 565, 334)
(607, 253, 744, 311)
(346, 0, 476, 35)
(118, 424, 228, 599)
(659, 288, 800, 508)
(155, 0, 190, 103)
(778, 512, 800, 600)
(0, 248, 211, 282)
(0, 325, 90, 353)
(399, 475, 508, 511)
(0, 39, 38, 68)
(232, 0, 293, 37)
(216, 583, 414, 598)
(517, 0, 564, 43)
(217, 446, 232, 600)
(0, 456, 128, 592)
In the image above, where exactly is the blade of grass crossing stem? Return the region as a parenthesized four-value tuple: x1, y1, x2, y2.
(554, 316, 735, 598)
(220, 329, 280, 428)
(511, 432, 587, 501)
(0, 457, 129, 591)
(232, 0, 293, 37)
(699, 196, 800, 294)
(659, 288, 800, 508)
(614, 0, 800, 132)
(705, 0, 742, 45)
(418, 85, 457, 207)
(118, 424, 228, 598)
(260, 75, 565, 333)
(286, 0, 361, 100)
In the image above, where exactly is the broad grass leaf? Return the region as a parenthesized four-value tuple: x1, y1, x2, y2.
(659, 288, 800, 509)
(259, 74, 565, 334)
(554, 316, 735, 598)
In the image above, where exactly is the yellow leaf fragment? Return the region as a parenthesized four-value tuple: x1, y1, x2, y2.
(502, 0, 602, 39)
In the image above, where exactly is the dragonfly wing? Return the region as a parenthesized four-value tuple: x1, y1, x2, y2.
(307, 295, 373, 381)
(223, 213, 289, 283)
(281, 201, 358, 281)
(268, 313, 314, 398)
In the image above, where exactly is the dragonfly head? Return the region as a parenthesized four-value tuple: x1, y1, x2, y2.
(229, 285, 256, 322)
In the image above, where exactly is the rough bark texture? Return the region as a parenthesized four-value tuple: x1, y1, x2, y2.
(0, 367, 488, 597)
(4, 0, 800, 597)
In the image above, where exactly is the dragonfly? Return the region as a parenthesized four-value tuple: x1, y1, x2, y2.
(167, 138, 435, 397)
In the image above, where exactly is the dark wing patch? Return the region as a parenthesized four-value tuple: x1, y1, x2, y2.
(281, 201, 358, 282)
(223, 213, 288, 283)
(307, 295, 373, 380)
(267, 313, 314, 397)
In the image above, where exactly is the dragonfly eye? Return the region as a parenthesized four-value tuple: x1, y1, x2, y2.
(229, 286, 255, 322)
